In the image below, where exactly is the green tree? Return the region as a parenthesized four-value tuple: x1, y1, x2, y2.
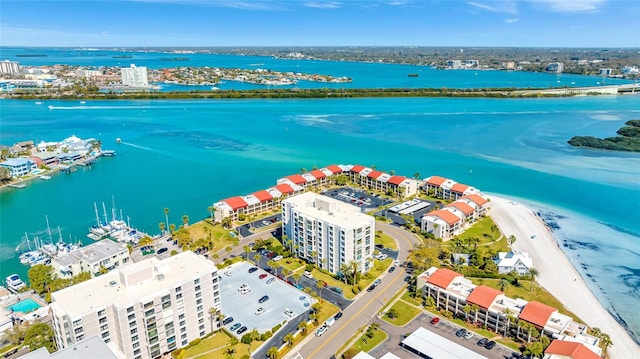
(24, 323, 56, 353)
(0, 167, 12, 181)
(284, 333, 294, 346)
(207, 205, 214, 221)
(209, 307, 222, 332)
(158, 222, 166, 234)
(163, 207, 170, 231)
(298, 321, 308, 334)
(28, 264, 54, 296)
(490, 224, 499, 240)
(182, 215, 189, 227)
(386, 308, 398, 319)
(222, 216, 233, 229)
(243, 245, 250, 260)
(499, 277, 510, 292)
(413, 172, 421, 180)
(527, 267, 539, 292)
(293, 271, 302, 287)
(463, 304, 472, 322)
(316, 280, 325, 301)
(508, 235, 517, 248)
(266, 346, 279, 359)
(253, 253, 261, 265)
(139, 235, 154, 247)
(267, 260, 278, 277)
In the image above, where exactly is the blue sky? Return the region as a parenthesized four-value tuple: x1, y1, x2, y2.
(1, 0, 639, 47)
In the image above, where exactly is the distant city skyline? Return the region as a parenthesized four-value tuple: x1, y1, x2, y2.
(1, 0, 639, 48)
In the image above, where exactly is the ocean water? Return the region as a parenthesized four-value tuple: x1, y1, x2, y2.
(0, 49, 639, 342)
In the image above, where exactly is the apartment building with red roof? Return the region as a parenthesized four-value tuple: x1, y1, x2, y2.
(421, 209, 462, 239)
(459, 194, 489, 217)
(213, 183, 304, 223)
(544, 340, 601, 359)
(418, 267, 577, 340)
(446, 201, 476, 224)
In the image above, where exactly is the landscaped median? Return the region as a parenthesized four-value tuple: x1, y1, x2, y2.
(172, 330, 262, 359)
(309, 257, 394, 300)
(338, 323, 388, 359)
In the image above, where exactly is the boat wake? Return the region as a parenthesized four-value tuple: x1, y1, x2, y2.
(119, 141, 155, 152)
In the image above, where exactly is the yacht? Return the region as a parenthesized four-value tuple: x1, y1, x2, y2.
(5, 274, 27, 293)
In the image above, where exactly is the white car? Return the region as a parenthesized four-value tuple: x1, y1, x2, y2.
(224, 270, 232, 276)
(255, 307, 266, 315)
(304, 271, 313, 279)
(273, 255, 283, 261)
(284, 308, 295, 317)
(464, 331, 474, 340)
(315, 325, 327, 337)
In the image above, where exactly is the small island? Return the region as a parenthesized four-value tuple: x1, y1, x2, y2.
(568, 120, 640, 152)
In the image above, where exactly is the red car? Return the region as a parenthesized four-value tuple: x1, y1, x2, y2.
(430, 317, 440, 325)
(259, 274, 268, 279)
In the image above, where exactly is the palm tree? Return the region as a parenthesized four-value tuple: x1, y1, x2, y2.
(339, 263, 351, 284)
(253, 254, 261, 266)
(490, 224, 499, 240)
(503, 309, 516, 337)
(499, 277, 510, 292)
(169, 223, 176, 233)
(298, 321, 308, 334)
(158, 222, 166, 234)
(508, 235, 517, 248)
(463, 304, 472, 322)
(282, 268, 292, 280)
(267, 260, 278, 276)
(212, 253, 219, 262)
(293, 271, 302, 287)
(207, 205, 214, 221)
(182, 215, 189, 227)
(243, 245, 250, 260)
(527, 268, 539, 292)
(164, 207, 170, 231)
(349, 260, 359, 285)
(266, 346, 279, 359)
(221, 216, 232, 229)
(316, 280, 325, 301)
(413, 172, 421, 180)
(472, 304, 480, 325)
(209, 307, 222, 331)
(284, 333, 294, 346)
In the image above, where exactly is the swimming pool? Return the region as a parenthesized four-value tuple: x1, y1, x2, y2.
(7, 298, 41, 313)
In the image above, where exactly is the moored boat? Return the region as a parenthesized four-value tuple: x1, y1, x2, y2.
(5, 274, 27, 293)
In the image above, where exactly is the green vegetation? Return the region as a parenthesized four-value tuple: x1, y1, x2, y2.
(382, 300, 421, 326)
(28, 264, 91, 302)
(176, 330, 261, 359)
(340, 324, 388, 359)
(568, 119, 640, 152)
(374, 230, 397, 250)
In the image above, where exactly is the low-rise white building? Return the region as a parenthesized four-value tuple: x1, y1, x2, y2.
(50, 251, 221, 359)
(495, 251, 533, 275)
(51, 240, 131, 278)
(282, 192, 375, 275)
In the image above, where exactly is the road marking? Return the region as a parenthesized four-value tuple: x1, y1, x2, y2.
(306, 225, 414, 359)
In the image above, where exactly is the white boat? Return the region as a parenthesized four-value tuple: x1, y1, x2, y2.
(5, 274, 27, 293)
(101, 150, 116, 157)
(35, 101, 43, 105)
(80, 101, 86, 104)
(40, 175, 52, 180)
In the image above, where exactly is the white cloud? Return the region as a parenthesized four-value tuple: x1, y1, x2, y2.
(304, 1, 341, 9)
(467, 1, 518, 15)
(505, 18, 520, 23)
(527, 0, 606, 13)
(128, 0, 283, 10)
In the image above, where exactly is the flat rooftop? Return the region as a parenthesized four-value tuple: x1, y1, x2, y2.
(51, 252, 217, 317)
(284, 192, 374, 228)
(54, 239, 127, 266)
(401, 327, 488, 359)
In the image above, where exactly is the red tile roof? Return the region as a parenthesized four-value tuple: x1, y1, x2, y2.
(426, 176, 447, 186)
(519, 301, 556, 328)
(223, 197, 248, 210)
(275, 183, 295, 194)
(467, 285, 503, 309)
(326, 165, 342, 174)
(387, 175, 406, 185)
(310, 169, 326, 179)
(286, 174, 307, 185)
(350, 165, 365, 173)
(367, 170, 383, 179)
(253, 190, 273, 202)
(428, 209, 461, 225)
(451, 183, 470, 194)
(461, 194, 488, 206)
(426, 268, 462, 289)
(545, 340, 600, 359)
(448, 201, 475, 215)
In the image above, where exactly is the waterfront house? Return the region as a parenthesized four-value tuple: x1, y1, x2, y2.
(519, 301, 572, 337)
(13, 140, 35, 152)
(495, 251, 533, 275)
(446, 201, 476, 225)
(423, 175, 453, 197)
(214, 196, 248, 222)
(29, 151, 60, 167)
(213, 182, 303, 223)
(421, 209, 462, 240)
(459, 194, 489, 217)
(51, 240, 131, 279)
(544, 339, 602, 359)
(450, 182, 479, 200)
(0, 158, 34, 177)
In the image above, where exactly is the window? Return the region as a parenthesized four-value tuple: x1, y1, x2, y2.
(195, 285, 201, 292)
(178, 314, 185, 320)
(182, 340, 188, 346)
(99, 317, 107, 325)
(145, 309, 155, 317)
(181, 333, 187, 340)
(176, 293, 183, 300)
(193, 278, 200, 285)
(129, 321, 136, 328)
(198, 318, 204, 324)
(195, 292, 202, 299)
(196, 298, 202, 305)
(179, 320, 186, 327)
(72, 319, 82, 327)
(143, 301, 154, 310)
(75, 334, 84, 341)
(127, 306, 134, 313)
(131, 335, 139, 342)
(134, 349, 141, 355)
(175, 286, 182, 293)
(197, 305, 203, 312)
(100, 324, 108, 331)
(101, 331, 109, 339)
(74, 327, 83, 335)
(130, 327, 137, 335)
(128, 314, 136, 321)
(97, 309, 106, 317)
(132, 342, 140, 349)
(200, 330, 205, 337)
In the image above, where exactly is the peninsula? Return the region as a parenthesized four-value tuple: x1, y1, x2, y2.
(568, 119, 640, 152)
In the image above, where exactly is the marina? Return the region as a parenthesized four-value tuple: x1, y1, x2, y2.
(87, 202, 149, 245)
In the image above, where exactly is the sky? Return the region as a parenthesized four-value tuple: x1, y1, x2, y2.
(1, 0, 639, 47)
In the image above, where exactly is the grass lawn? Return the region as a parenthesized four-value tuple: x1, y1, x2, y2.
(279, 257, 306, 274)
(375, 232, 397, 250)
(456, 217, 503, 245)
(311, 270, 356, 300)
(180, 331, 262, 359)
(346, 328, 388, 354)
(401, 290, 422, 307)
(382, 300, 421, 326)
(189, 221, 238, 250)
(469, 277, 583, 323)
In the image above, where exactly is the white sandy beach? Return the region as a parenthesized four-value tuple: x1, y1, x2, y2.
(488, 195, 639, 359)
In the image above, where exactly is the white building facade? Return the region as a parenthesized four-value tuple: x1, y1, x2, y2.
(282, 192, 375, 275)
(121, 64, 149, 87)
(50, 252, 221, 359)
(51, 240, 131, 279)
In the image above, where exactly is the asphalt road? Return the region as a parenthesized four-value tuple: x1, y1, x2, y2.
(295, 222, 421, 359)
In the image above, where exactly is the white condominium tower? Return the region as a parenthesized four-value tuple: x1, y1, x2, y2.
(50, 252, 221, 359)
(121, 64, 149, 87)
(282, 192, 375, 275)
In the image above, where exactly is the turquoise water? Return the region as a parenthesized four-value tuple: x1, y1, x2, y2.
(0, 49, 639, 341)
(7, 298, 41, 313)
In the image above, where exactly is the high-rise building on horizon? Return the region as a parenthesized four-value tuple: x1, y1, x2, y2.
(282, 192, 375, 275)
(121, 64, 149, 87)
(0, 60, 20, 74)
(50, 251, 221, 359)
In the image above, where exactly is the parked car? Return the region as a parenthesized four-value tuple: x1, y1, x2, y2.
(367, 284, 376, 292)
(273, 255, 283, 261)
(334, 311, 343, 320)
(157, 247, 168, 255)
(223, 270, 232, 277)
(222, 317, 234, 325)
(456, 328, 467, 337)
(315, 325, 328, 337)
(477, 338, 488, 346)
(259, 273, 268, 279)
(259, 295, 269, 303)
(230, 323, 242, 331)
(266, 277, 275, 284)
(237, 326, 247, 334)
(484, 340, 496, 350)
(373, 279, 381, 286)
(325, 317, 335, 327)
(464, 331, 474, 340)
(248, 267, 258, 273)
(284, 308, 295, 317)
(430, 317, 440, 325)
(255, 307, 266, 315)
(388, 266, 396, 273)
(304, 271, 313, 278)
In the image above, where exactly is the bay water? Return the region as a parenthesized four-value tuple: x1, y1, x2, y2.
(0, 49, 639, 341)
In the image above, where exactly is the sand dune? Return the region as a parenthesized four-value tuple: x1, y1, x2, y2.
(488, 195, 639, 359)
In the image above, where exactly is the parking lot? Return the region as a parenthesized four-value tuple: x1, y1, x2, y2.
(129, 235, 182, 263)
(237, 213, 281, 238)
(322, 187, 394, 212)
(219, 261, 316, 337)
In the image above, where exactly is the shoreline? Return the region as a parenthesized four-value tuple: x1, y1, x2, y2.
(487, 194, 639, 358)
